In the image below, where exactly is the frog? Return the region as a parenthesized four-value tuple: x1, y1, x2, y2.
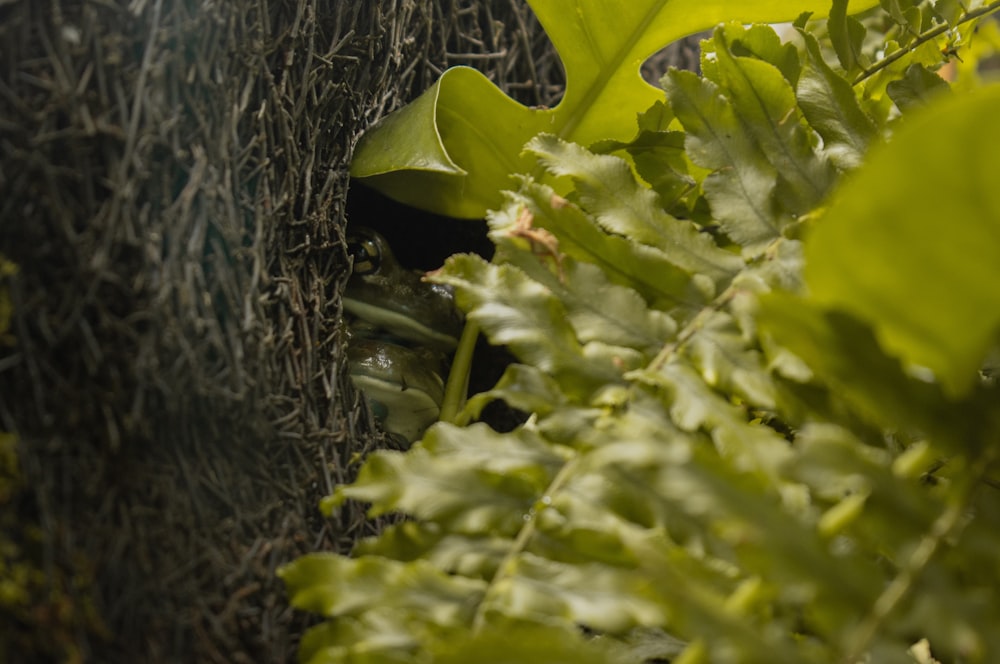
(346, 337, 447, 443)
(343, 227, 463, 442)
(343, 227, 462, 353)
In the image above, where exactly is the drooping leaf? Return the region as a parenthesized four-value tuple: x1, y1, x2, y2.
(351, 0, 879, 218)
(802, 84, 1000, 398)
(885, 62, 951, 111)
(328, 423, 567, 533)
(280, 553, 486, 623)
(829, 0, 869, 73)
(459, 363, 567, 424)
(796, 27, 879, 169)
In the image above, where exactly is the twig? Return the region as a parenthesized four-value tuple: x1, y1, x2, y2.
(853, 0, 1000, 86)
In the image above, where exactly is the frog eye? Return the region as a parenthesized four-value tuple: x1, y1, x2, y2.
(348, 235, 381, 276)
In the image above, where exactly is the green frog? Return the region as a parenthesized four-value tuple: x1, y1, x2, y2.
(344, 227, 462, 442)
(344, 228, 462, 353)
(346, 337, 447, 443)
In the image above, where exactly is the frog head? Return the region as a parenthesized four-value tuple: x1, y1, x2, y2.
(344, 227, 462, 353)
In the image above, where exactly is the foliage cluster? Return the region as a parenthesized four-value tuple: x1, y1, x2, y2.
(284, 1, 1000, 662)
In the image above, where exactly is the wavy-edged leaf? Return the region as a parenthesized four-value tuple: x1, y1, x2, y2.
(327, 423, 566, 534)
(280, 554, 485, 623)
(796, 27, 878, 169)
(713, 25, 836, 216)
(292, 13, 1000, 663)
(433, 252, 627, 394)
(484, 553, 669, 633)
(297, 612, 419, 664)
(664, 69, 781, 252)
(356, 522, 511, 580)
(459, 363, 567, 424)
(497, 184, 716, 313)
(352, 0, 879, 218)
(525, 134, 744, 284)
(491, 239, 679, 356)
(681, 309, 778, 410)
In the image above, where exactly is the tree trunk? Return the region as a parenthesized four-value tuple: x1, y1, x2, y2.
(0, 1, 701, 660)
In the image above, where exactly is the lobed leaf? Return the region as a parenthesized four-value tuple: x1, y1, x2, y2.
(328, 423, 566, 534)
(291, 12, 1000, 663)
(351, 0, 878, 218)
(491, 234, 679, 356)
(280, 554, 485, 623)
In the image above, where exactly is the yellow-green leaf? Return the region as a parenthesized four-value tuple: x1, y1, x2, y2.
(351, 0, 879, 218)
(804, 84, 1000, 398)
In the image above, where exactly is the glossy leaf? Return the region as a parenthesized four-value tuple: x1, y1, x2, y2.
(351, 0, 878, 218)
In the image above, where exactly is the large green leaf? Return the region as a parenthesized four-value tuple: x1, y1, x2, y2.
(803, 84, 1000, 398)
(351, 0, 878, 218)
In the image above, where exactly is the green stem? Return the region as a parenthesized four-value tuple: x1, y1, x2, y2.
(852, 1, 1000, 86)
(471, 457, 580, 633)
(440, 319, 479, 423)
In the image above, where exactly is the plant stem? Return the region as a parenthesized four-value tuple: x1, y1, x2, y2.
(853, 1, 1000, 86)
(440, 319, 479, 423)
(471, 456, 580, 633)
